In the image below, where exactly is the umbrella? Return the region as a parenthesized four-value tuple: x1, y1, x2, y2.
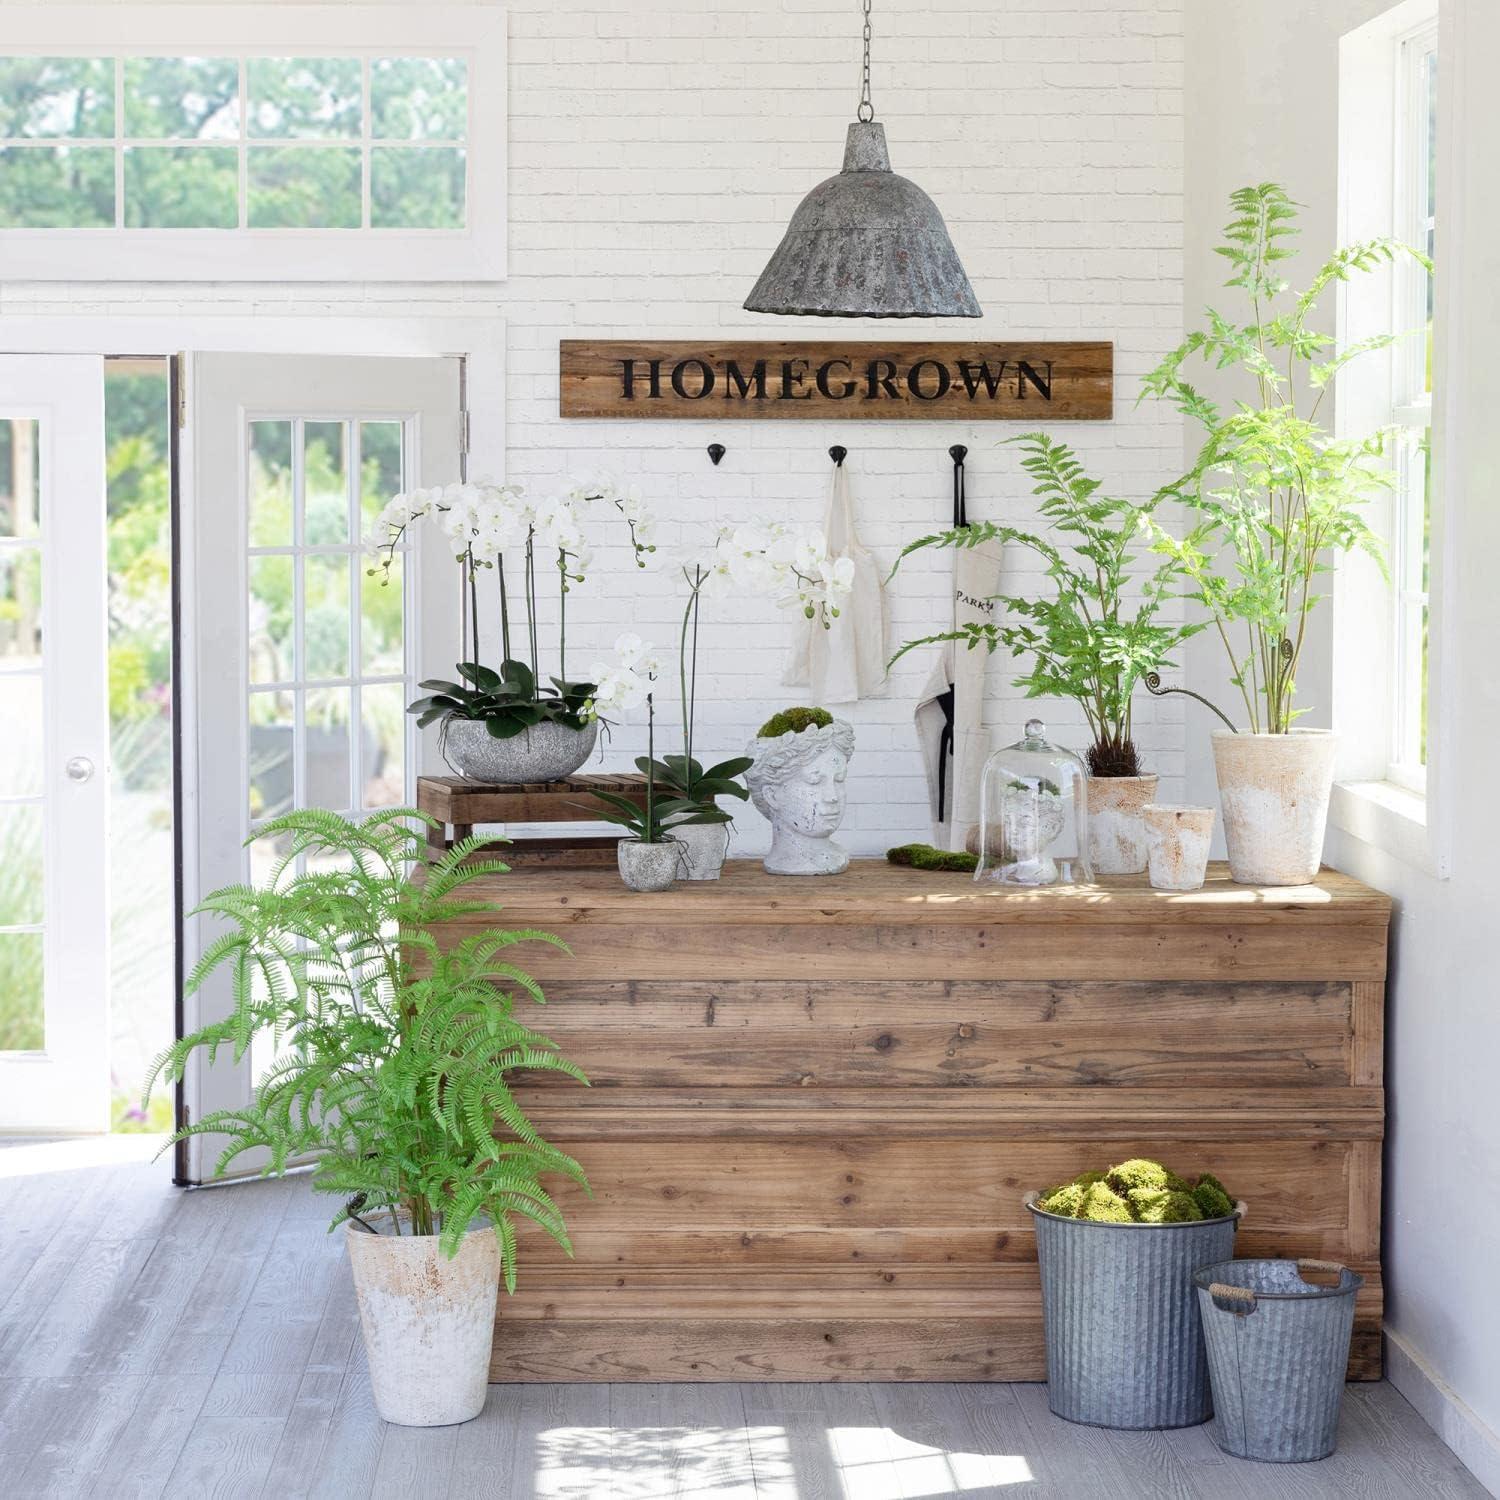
(914, 447, 1004, 850)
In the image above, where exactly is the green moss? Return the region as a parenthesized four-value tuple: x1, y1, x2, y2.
(758, 706, 833, 738)
(1072, 1170, 1107, 1188)
(1129, 1188, 1204, 1224)
(1078, 1181, 1133, 1223)
(1192, 1180, 1234, 1219)
(1106, 1158, 1174, 1195)
(1037, 1183, 1084, 1217)
(886, 843, 978, 873)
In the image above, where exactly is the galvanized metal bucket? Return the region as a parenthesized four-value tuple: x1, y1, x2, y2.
(1194, 1258, 1363, 1462)
(1026, 1191, 1244, 1430)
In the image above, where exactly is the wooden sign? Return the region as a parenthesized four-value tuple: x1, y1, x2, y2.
(559, 340, 1113, 421)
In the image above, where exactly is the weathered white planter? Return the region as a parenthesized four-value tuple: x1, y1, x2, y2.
(442, 718, 597, 784)
(1144, 804, 1215, 892)
(617, 836, 683, 891)
(1211, 730, 1337, 886)
(672, 819, 730, 880)
(1086, 774, 1158, 875)
(346, 1220, 500, 1427)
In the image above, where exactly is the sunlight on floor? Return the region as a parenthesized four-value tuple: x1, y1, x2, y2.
(829, 1425, 1035, 1497)
(0, 1132, 165, 1178)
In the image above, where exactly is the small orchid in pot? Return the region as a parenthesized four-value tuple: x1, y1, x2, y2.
(583, 635, 730, 892)
(369, 474, 655, 784)
(641, 521, 857, 880)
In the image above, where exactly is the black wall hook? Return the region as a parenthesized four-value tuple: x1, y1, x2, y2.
(949, 444, 968, 465)
(829, 445, 847, 467)
(707, 442, 726, 466)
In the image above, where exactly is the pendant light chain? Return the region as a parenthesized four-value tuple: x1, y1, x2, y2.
(857, 0, 875, 122)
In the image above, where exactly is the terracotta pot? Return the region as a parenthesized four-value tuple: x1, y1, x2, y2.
(672, 819, 730, 881)
(1143, 804, 1215, 892)
(346, 1220, 500, 1427)
(617, 837, 683, 891)
(1086, 774, 1158, 875)
(442, 718, 597, 784)
(1210, 730, 1337, 886)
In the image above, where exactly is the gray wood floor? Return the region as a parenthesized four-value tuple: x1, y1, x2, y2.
(0, 1137, 1487, 1500)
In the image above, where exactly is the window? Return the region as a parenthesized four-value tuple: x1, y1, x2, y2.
(0, 7, 505, 280)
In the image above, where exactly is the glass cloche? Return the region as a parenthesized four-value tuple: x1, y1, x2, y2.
(975, 719, 1093, 886)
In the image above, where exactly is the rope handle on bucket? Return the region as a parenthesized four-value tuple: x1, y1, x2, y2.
(1296, 1258, 1347, 1282)
(1208, 1282, 1257, 1315)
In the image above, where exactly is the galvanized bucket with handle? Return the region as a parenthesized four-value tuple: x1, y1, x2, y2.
(1193, 1258, 1363, 1462)
(1026, 1191, 1245, 1430)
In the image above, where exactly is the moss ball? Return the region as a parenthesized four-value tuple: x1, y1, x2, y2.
(1038, 1183, 1084, 1217)
(1072, 1170, 1107, 1188)
(886, 843, 978, 873)
(1105, 1158, 1173, 1196)
(758, 706, 833, 738)
(1192, 1180, 1234, 1219)
(1078, 1181, 1133, 1223)
(1128, 1188, 1204, 1224)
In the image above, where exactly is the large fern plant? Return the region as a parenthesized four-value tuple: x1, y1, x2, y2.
(146, 808, 589, 1287)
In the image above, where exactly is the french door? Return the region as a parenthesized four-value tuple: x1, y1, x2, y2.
(179, 353, 462, 1182)
(0, 357, 110, 1134)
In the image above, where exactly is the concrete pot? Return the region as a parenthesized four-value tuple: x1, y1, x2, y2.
(672, 819, 730, 881)
(617, 837, 683, 891)
(442, 717, 597, 784)
(1144, 805, 1215, 892)
(346, 1220, 500, 1427)
(1086, 774, 1158, 875)
(1211, 730, 1337, 886)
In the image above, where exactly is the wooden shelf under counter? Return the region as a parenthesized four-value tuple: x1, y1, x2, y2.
(432, 859, 1389, 1383)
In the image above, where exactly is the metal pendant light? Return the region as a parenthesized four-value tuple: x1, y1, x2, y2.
(745, 0, 980, 319)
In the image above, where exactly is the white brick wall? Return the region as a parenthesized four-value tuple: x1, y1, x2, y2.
(1, 0, 1186, 855)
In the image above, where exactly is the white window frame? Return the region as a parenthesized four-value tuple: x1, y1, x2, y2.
(1332, 0, 1450, 876)
(0, 5, 507, 282)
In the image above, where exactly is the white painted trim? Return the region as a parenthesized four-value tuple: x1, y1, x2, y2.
(1386, 1328, 1500, 1498)
(1329, 779, 1442, 877)
(0, 5, 507, 282)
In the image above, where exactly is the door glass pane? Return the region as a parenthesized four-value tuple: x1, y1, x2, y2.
(123, 57, 240, 140)
(124, 146, 239, 229)
(0, 803, 43, 924)
(361, 551, 402, 675)
(249, 689, 295, 822)
(0, 548, 42, 666)
(358, 421, 402, 530)
(0, 674, 42, 796)
(0, 417, 40, 535)
(304, 554, 349, 679)
(0, 932, 43, 1052)
(304, 421, 349, 544)
(249, 554, 293, 685)
(361, 682, 405, 808)
(249, 420, 293, 547)
(305, 686, 350, 811)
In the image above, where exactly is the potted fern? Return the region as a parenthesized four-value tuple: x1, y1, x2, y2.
(1145, 184, 1428, 884)
(146, 809, 590, 1427)
(891, 433, 1199, 874)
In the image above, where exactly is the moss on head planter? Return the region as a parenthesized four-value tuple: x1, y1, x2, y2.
(757, 705, 833, 738)
(1036, 1158, 1236, 1223)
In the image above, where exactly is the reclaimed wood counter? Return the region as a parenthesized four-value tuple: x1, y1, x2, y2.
(438, 860, 1389, 1383)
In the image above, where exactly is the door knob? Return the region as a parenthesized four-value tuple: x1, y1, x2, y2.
(65, 756, 95, 783)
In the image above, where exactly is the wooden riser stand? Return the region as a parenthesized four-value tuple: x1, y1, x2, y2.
(417, 772, 650, 868)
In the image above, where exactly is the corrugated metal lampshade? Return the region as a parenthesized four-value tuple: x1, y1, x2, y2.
(744, 121, 980, 319)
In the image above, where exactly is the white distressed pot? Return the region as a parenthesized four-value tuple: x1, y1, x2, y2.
(1211, 730, 1337, 886)
(1086, 774, 1158, 875)
(672, 819, 730, 881)
(617, 837, 683, 891)
(442, 718, 597, 784)
(346, 1220, 500, 1427)
(1144, 804, 1215, 892)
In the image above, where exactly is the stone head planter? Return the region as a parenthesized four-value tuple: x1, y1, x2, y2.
(1211, 730, 1336, 886)
(744, 719, 854, 876)
(441, 717, 597, 784)
(1087, 774, 1158, 875)
(346, 1218, 500, 1427)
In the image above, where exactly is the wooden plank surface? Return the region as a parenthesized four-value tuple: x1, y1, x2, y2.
(558, 339, 1114, 420)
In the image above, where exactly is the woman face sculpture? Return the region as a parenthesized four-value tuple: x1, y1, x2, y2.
(745, 721, 854, 875)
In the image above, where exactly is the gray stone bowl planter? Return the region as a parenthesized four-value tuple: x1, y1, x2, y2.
(442, 718, 597, 784)
(346, 1218, 500, 1427)
(617, 837, 684, 891)
(1194, 1258, 1363, 1462)
(1025, 1192, 1245, 1430)
(671, 819, 730, 880)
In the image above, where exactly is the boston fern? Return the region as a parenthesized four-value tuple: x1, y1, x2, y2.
(890, 432, 1199, 777)
(1142, 183, 1429, 733)
(409, 658, 596, 745)
(146, 808, 590, 1285)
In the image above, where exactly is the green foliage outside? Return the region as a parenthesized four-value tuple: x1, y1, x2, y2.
(1143, 183, 1430, 733)
(890, 433, 1199, 777)
(147, 809, 591, 1277)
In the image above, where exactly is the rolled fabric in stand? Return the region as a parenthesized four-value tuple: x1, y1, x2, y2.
(784, 455, 888, 704)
